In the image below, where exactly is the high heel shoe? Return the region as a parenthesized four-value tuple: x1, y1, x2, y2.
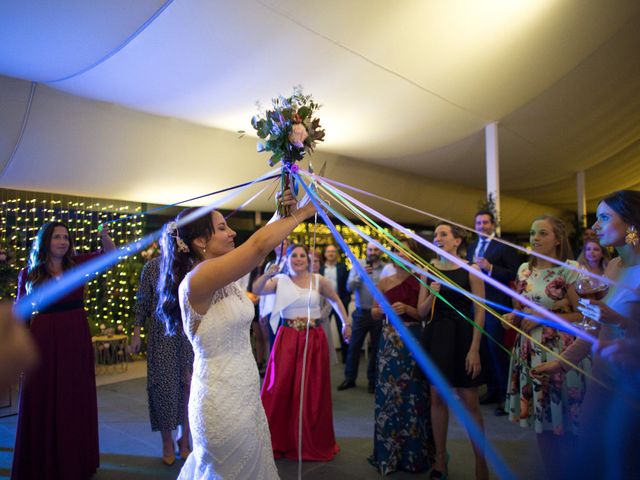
(429, 452, 450, 479)
(162, 453, 176, 466)
(180, 447, 191, 460)
(178, 437, 192, 460)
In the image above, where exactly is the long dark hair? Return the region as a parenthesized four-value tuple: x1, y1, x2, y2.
(26, 222, 75, 293)
(157, 208, 214, 335)
(601, 190, 640, 230)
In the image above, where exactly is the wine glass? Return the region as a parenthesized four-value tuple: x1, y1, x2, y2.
(575, 274, 609, 331)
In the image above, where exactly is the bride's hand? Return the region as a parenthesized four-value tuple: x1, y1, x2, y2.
(291, 191, 317, 221)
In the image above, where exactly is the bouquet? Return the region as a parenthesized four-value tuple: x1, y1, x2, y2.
(251, 87, 324, 216)
(252, 86, 325, 167)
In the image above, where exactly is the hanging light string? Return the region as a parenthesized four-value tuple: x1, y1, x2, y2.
(310, 176, 606, 389)
(293, 170, 516, 480)
(312, 173, 620, 289)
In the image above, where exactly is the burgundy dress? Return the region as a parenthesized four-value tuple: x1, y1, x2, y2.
(12, 253, 100, 480)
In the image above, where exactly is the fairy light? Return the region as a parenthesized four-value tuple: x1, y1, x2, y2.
(0, 189, 147, 338)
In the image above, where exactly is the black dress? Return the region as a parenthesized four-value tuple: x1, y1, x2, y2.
(421, 266, 486, 388)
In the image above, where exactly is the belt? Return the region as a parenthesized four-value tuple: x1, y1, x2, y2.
(282, 317, 320, 331)
(36, 299, 84, 315)
(355, 308, 371, 313)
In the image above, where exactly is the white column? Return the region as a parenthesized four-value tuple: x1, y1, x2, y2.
(485, 122, 501, 235)
(576, 171, 587, 229)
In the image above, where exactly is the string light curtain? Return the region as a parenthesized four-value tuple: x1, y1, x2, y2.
(0, 188, 144, 337)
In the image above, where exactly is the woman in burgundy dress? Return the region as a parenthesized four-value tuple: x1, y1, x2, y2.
(11, 221, 115, 480)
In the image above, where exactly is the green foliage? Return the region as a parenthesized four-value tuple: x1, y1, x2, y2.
(251, 86, 325, 166)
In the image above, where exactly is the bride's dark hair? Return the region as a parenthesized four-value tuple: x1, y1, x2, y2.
(157, 208, 214, 335)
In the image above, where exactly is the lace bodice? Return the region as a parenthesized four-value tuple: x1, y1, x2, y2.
(180, 281, 254, 358)
(178, 279, 279, 479)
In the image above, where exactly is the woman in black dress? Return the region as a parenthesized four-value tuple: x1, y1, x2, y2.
(418, 222, 488, 480)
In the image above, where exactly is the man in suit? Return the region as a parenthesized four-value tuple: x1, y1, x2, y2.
(320, 244, 351, 363)
(466, 210, 520, 415)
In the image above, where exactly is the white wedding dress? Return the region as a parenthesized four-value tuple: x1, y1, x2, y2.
(178, 280, 279, 479)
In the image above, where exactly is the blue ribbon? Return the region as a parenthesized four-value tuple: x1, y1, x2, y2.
(15, 168, 278, 321)
(294, 171, 515, 480)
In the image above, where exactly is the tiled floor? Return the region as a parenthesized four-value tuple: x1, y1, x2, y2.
(1, 359, 543, 479)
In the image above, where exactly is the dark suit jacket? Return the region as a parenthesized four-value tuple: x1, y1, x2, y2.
(320, 262, 351, 309)
(467, 238, 521, 312)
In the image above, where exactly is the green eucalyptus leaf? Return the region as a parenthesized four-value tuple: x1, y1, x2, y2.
(298, 106, 311, 120)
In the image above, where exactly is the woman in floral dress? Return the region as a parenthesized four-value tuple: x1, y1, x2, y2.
(504, 215, 588, 479)
(368, 238, 433, 476)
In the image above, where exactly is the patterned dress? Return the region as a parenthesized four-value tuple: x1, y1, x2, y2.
(134, 256, 194, 432)
(368, 276, 433, 475)
(505, 260, 589, 435)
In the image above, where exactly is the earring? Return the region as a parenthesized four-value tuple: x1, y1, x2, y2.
(626, 225, 639, 247)
(202, 247, 206, 254)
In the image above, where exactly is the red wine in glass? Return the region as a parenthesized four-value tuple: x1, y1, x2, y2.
(576, 276, 609, 330)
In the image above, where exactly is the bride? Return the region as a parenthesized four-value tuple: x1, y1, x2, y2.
(157, 191, 315, 479)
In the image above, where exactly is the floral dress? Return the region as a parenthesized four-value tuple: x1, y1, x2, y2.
(505, 260, 589, 435)
(368, 276, 433, 475)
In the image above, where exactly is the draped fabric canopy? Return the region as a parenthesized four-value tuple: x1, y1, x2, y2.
(1, 0, 639, 230)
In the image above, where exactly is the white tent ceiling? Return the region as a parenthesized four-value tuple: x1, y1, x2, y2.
(1, 0, 639, 231)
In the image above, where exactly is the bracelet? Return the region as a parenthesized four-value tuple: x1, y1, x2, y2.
(289, 211, 301, 224)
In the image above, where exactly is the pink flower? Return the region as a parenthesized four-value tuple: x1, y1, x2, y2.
(288, 123, 308, 147)
(545, 277, 567, 301)
(541, 327, 557, 343)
